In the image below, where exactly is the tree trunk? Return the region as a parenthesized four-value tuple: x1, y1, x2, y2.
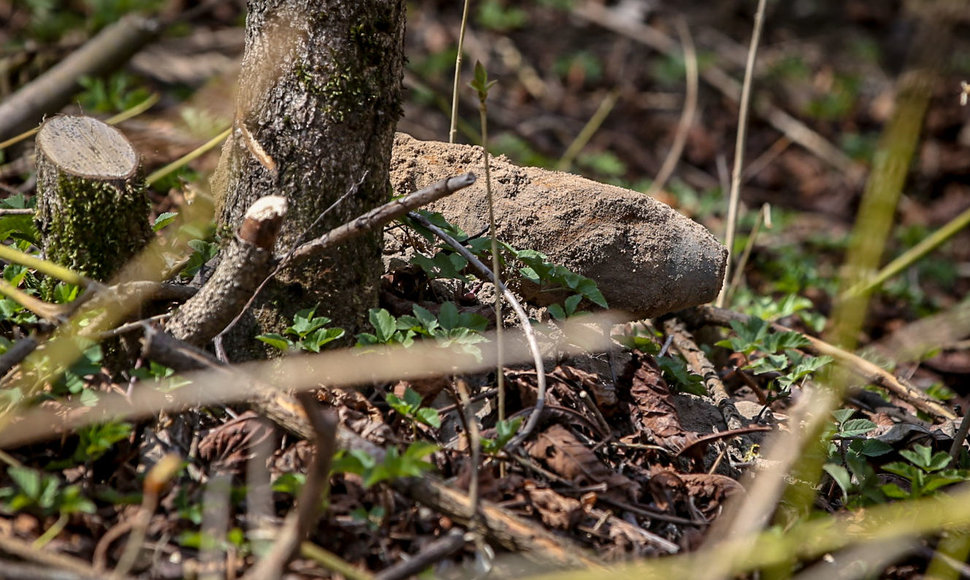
(213, 0, 405, 356)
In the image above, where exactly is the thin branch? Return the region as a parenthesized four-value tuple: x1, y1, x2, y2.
(717, 0, 769, 308)
(407, 212, 547, 448)
(288, 172, 476, 265)
(374, 529, 467, 580)
(456, 378, 482, 518)
(646, 18, 698, 199)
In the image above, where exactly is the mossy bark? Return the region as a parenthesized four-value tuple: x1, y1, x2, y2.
(212, 0, 405, 357)
(34, 115, 151, 283)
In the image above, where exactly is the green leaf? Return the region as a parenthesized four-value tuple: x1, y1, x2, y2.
(415, 407, 442, 428)
(256, 333, 292, 351)
(369, 309, 397, 343)
(823, 463, 852, 502)
(403, 387, 423, 409)
(564, 294, 583, 315)
(438, 302, 459, 331)
(547, 304, 566, 320)
(152, 211, 178, 232)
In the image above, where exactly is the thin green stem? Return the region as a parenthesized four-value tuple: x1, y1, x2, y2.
(478, 97, 505, 426)
(146, 125, 231, 186)
(843, 204, 970, 299)
(557, 90, 618, 172)
(0, 244, 91, 288)
(449, 0, 472, 144)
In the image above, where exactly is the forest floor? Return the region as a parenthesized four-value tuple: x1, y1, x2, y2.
(2, 0, 970, 578)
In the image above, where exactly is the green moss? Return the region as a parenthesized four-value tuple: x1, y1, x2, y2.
(43, 175, 150, 282)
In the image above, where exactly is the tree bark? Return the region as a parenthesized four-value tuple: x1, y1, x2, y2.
(213, 0, 405, 356)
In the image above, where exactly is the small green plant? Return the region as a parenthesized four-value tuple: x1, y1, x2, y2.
(0, 466, 95, 518)
(355, 303, 488, 358)
(350, 505, 386, 531)
(257, 307, 346, 353)
(130, 361, 191, 391)
(481, 417, 522, 454)
(880, 444, 970, 500)
(332, 442, 437, 488)
(386, 386, 442, 429)
(77, 72, 151, 114)
(47, 421, 132, 469)
(657, 355, 706, 396)
(716, 316, 832, 397)
(179, 238, 219, 280)
(823, 409, 892, 507)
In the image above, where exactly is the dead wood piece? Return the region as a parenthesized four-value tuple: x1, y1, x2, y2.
(388, 133, 727, 319)
(662, 317, 748, 432)
(373, 529, 467, 580)
(165, 196, 287, 346)
(0, 15, 162, 143)
(34, 115, 151, 281)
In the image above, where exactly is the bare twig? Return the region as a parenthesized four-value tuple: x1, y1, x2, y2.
(450, 0, 472, 144)
(717, 0, 769, 308)
(244, 394, 337, 580)
(288, 173, 477, 265)
(646, 18, 698, 198)
(166, 196, 287, 346)
(407, 212, 547, 447)
(456, 378, 482, 518)
(374, 529, 468, 580)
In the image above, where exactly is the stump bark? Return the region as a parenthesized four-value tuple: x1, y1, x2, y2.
(34, 115, 151, 282)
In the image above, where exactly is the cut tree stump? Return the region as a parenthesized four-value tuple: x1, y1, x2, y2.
(34, 115, 151, 281)
(388, 133, 727, 318)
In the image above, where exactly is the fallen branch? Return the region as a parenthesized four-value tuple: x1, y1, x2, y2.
(135, 327, 602, 569)
(0, 15, 162, 143)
